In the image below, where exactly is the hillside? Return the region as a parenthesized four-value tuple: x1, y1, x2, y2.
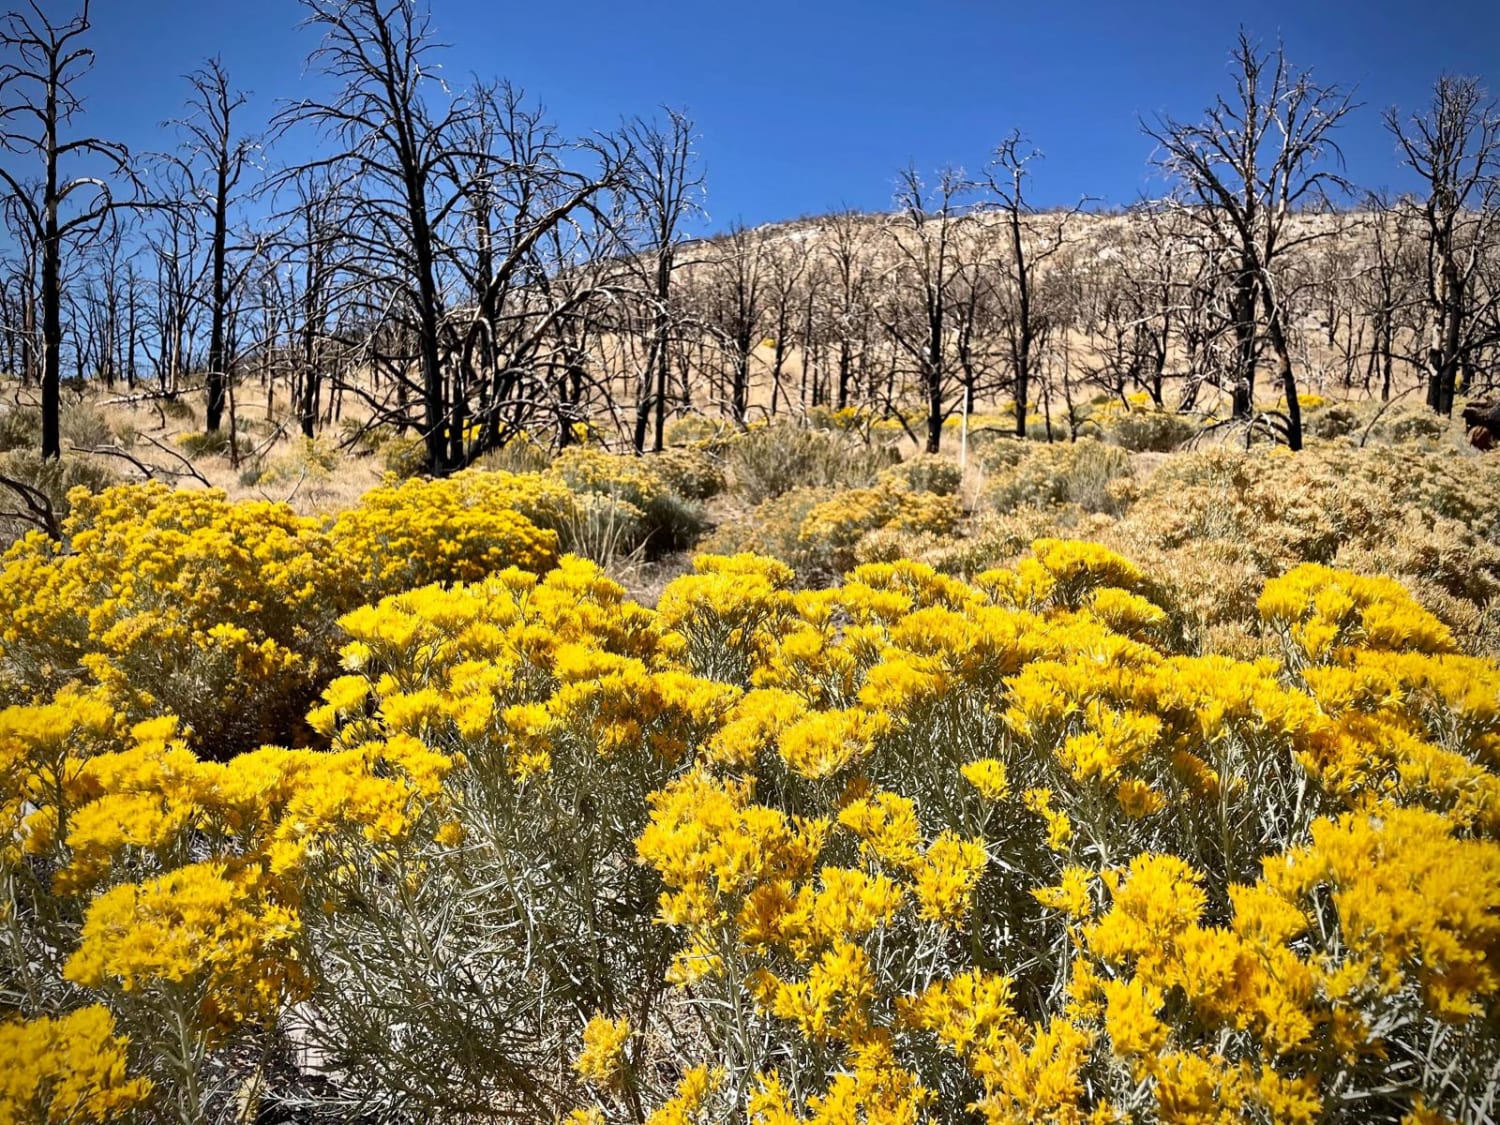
(3, 404, 1500, 1122)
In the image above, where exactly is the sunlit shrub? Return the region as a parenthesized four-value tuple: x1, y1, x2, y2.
(1103, 407, 1198, 453)
(2, 423, 1498, 1125)
(1378, 405, 1451, 444)
(704, 486, 833, 575)
(159, 396, 196, 423)
(472, 430, 554, 473)
(1104, 444, 1500, 647)
(59, 403, 116, 451)
(548, 446, 707, 554)
(0, 404, 40, 452)
(651, 445, 726, 501)
(245, 435, 344, 491)
(715, 475, 965, 580)
(329, 472, 561, 597)
(0, 449, 120, 548)
(379, 433, 431, 478)
(1309, 404, 1359, 440)
(175, 428, 239, 459)
(0, 484, 356, 755)
(665, 412, 736, 449)
(725, 422, 896, 504)
(877, 453, 962, 496)
(983, 437, 1134, 515)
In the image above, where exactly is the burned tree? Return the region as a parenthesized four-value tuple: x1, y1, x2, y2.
(275, 0, 462, 472)
(878, 165, 972, 453)
(982, 132, 1076, 437)
(177, 57, 257, 433)
(279, 2, 629, 470)
(623, 109, 701, 453)
(1386, 76, 1500, 416)
(0, 0, 130, 458)
(818, 209, 876, 411)
(443, 81, 628, 462)
(700, 221, 767, 424)
(1145, 31, 1355, 449)
(141, 160, 203, 395)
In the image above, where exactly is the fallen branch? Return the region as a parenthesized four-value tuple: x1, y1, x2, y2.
(70, 444, 157, 479)
(1357, 384, 1423, 448)
(0, 472, 60, 540)
(101, 385, 205, 407)
(137, 434, 211, 486)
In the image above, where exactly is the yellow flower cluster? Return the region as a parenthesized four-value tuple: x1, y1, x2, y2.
(316, 558, 738, 780)
(574, 1014, 632, 1088)
(1057, 802, 1500, 1123)
(0, 472, 584, 759)
(4, 463, 1497, 1125)
(797, 484, 965, 575)
(64, 860, 308, 1032)
(549, 445, 665, 513)
(1, 694, 457, 1108)
(621, 543, 1500, 1124)
(0, 483, 354, 756)
(1260, 562, 1457, 662)
(328, 470, 563, 596)
(0, 1006, 152, 1123)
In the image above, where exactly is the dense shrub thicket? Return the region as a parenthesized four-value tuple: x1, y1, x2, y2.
(2, 421, 1499, 1124)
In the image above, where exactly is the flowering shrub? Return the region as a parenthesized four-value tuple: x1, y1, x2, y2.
(2, 435, 1498, 1125)
(548, 446, 708, 554)
(1101, 407, 1199, 452)
(651, 446, 727, 501)
(0, 484, 357, 756)
(1107, 444, 1500, 650)
(597, 547, 1499, 1125)
(724, 422, 896, 505)
(877, 454, 963, 497)
(329, 470, 563, 596)
(0, 447, 120, 550)
(0, 1006, 152, 1122)
(713, 476, 966, 579)
(1, 698, 456, 1120)
(982, 437, 1134, 515)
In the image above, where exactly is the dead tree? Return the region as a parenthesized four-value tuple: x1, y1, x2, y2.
(0, 0, 130, 458)
(818, 210, 876, 411)
(442, 81, 628, 462)
(0, 192, 40, 384)
(1145, 31, 1355, 450)
(141, 161, 204, 395)
(982, 132, 1077, 437)
(279, 170, 346, 438)
(1353, 192, 1425, 401)
(878, 165, 972, 453)
(276, 0, 465, 472)
(1386, 76, 1500, 416)
(177, 57, 256, 432)
(700, 222, 767, 424)
(764, 230, 807, 414)
(623, 109, 701, 453)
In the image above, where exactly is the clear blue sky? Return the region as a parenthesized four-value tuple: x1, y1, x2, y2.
(68, 0, 1500, 234)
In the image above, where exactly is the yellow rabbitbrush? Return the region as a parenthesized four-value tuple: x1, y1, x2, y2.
(1, 531, 1497, 1124)
(0, 478, 562, 760)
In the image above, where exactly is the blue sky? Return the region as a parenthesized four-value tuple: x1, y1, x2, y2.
(63, 0, 1500, 234)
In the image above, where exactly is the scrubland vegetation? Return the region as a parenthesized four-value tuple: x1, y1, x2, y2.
(3, 391, 1500, 1124)
(4, 0, 1500, 1120)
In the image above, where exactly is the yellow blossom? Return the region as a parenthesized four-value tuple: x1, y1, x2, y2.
(573, 1014, 631, 1088)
